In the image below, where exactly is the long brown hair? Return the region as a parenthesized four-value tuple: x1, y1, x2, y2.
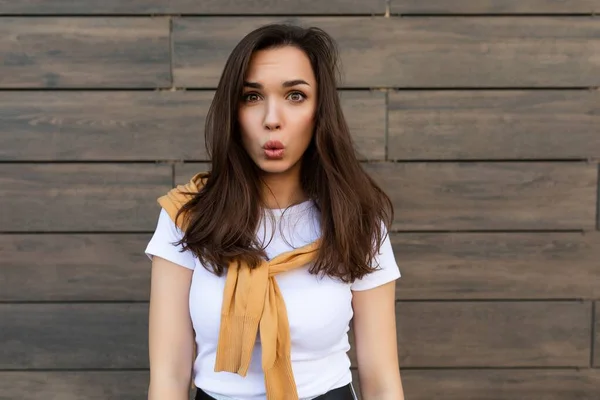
(175, 23, 393, 283)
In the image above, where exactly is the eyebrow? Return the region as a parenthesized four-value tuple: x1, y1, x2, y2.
(243, 79, 310, 89)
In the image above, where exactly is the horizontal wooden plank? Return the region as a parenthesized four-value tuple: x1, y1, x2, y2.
(5, 302, 589, 371)
(399, 369, 600, 400)
(388, 91, 600, 160)
(173, 17, 600, 88)
(3, 369, 599, 400)
(0, 91, 210, 161)
(0, 164, 172, 232)
(0, 234, 152, 301)
(364, 162, 597, 230)
(177, 162, 597, 230)
(595, 302, 600, 367)
(0, 371, 150, 400)
(397, 301, 592, 367)
(0, 0, 385, 15)
(355, 368, 600, 399)
(0, 304, 148, 369)
(174, 163, 212, 186)
(392, 1, 600, 14)
(392, 232, 600, 299)
(339, 91, 386, 160)
(0, 18, 170, 88)
(350, 302, 591, 367)
(0, 90, 383, 161)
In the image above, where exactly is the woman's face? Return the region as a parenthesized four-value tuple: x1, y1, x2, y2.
(238, 46, 317, 176)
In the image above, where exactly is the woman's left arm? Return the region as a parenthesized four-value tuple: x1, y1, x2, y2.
(352, 280, 405, 400)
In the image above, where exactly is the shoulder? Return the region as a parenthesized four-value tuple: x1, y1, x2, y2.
(157, 171, 209, 230)
(350, 225, 401, 291)
(144, 208, 196, 270)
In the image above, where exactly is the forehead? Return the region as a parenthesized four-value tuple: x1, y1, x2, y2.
(245, 46, 315, 84)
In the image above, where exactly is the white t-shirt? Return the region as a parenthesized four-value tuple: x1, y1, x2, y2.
(145, 199, 400, 400)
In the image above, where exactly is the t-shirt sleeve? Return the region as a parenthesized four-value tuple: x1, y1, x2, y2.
(144, 208, 196, 270)
(350, 226, 400, 291)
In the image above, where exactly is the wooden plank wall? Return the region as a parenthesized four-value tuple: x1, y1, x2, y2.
(1, 1, 599, 399)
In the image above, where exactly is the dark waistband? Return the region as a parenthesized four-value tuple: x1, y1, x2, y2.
(195, 383, 357, 400)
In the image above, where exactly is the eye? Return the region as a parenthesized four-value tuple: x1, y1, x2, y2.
(242, 92, 261, 103)
(287, 91, 306, 103)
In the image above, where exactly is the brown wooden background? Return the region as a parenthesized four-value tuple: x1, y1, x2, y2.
(1, 1, 599, 399)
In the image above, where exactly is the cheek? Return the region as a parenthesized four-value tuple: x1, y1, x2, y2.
(292, 109, 315, 143)
(238, 110, 259, 146)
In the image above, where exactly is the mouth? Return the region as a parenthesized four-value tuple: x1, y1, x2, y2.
(263, 140, 285, 159)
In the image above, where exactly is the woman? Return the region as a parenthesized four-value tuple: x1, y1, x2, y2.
(145, 24, 405, 400)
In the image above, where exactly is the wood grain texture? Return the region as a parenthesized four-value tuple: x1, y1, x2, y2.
(0, 18, 170, 88)
(339, 91, 386, 160)
(0, 91, 210, 161)
(363, 162, 597, 230)
(391, 232, 600, 299)
(0, 234, 152, 301)
(0, 303, 148, 369)
(595, 302, 599, 367)
(388, 91, 600, 160)
(391, 0, 600, 14)
(0, 0, 386, 15)
(350, 302, 591, 367)
(177, 162, 597, 230)
(0, 90, 383, 161)
(0, 371, 150, 400)
(174, 163, 212, 186)
(398, 301, 592, 367)
(399, 369, 600, 400)
(173, 17, 600, 88)
(0, 164, 172, 232)
(352, 369, 600, 400)
(6, 369, 598, 400)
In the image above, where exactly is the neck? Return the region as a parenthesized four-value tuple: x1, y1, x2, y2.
(260, 163, 307, 209)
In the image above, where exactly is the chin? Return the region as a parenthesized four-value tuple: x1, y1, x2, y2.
(256, 159, 295, 175)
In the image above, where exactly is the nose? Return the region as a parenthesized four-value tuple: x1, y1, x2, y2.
(263, 98, 282, 131)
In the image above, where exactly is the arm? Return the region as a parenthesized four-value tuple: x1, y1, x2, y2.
(148, 255, 195, 400)
(352, 281, 404, 400)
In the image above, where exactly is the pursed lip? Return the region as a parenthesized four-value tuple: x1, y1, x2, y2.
(263, 140, 284, 150)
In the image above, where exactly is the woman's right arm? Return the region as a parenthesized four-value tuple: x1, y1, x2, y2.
(148, 255, 195, 400)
